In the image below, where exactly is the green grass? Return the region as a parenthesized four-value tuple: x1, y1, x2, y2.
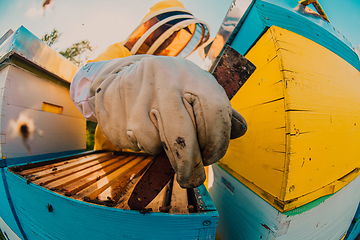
(0, 230, 6, 240)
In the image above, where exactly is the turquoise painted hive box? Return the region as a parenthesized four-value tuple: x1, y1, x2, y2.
(0, 26, 218, 240)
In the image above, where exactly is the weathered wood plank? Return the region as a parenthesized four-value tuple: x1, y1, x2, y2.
(20, 152, 112, 176)
(96, 155, 154, 202)
(146, 184, 168, 212)
(116, 172, 174, 211)
(43, 155, 135, 191)
(31, 154, 122, 186)
(57, 155, 137, 195)
(76, 156, 150, 200)
(29, 153, 117, 183)
(114, 177, 142, 210)
(169, 176, 189, 214)
(159, 178, 174, 213)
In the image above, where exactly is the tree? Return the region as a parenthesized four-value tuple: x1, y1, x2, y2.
(41, 28, 62, 47)
(41, 28, 94, 67)
(59, 40, 93, 67)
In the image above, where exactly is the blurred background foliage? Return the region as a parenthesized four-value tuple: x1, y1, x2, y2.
(86, 121, 97, 150)
(42, 28, 96, 150)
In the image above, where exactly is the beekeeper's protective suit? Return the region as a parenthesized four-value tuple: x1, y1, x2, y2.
(70, 0, 247, 188)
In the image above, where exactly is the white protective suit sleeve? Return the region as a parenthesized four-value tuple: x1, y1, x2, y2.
(70, 55, 247, 188)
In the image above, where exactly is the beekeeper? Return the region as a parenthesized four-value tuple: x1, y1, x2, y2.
(70, 0, 247, 188)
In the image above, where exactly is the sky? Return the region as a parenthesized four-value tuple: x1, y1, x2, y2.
(0, 0, 233, 64)
(318, 1, 360, 47)
(0, 0, 360, 65)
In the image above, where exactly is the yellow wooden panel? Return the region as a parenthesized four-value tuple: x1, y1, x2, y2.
(220, 29, 287, 198)
(273, 26, 360, 202)
(221, 99, 286, 198)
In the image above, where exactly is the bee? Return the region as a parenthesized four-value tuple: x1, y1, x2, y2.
(42, 0, 54, 11)
(46, 204, 53, 212)
(139, 208, 152, 215)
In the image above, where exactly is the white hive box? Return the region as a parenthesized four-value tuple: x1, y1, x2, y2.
(0, 26, 85, 167)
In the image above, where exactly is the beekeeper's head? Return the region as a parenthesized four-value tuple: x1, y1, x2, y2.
(124, 0, 209, 57)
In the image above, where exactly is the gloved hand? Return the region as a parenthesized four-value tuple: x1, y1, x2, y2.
(73, 55, 247, 188)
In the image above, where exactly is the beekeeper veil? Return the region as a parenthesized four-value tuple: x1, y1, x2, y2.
(124, 0, 210, 57)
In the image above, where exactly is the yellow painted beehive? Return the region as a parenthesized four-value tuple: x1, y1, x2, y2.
(218, 26, 360, 212)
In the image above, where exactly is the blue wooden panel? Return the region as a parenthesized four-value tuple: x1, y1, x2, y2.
(5, 169, 218, 240)
(230, 3, 267, 56)
(257, 0, 360, 71)
(228, 0, 360, 71)
(209, 164, 279, 240)
(194, 185, 217, 212)
(0, 168, 23, 239)
(258, 0, 352, 46)
(345, 204, 360, 240)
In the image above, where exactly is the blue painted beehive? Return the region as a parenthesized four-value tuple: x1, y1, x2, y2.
(0, 26, 218, 240)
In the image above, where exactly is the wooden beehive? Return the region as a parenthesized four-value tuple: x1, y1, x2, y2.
(219, 25, 360, 212)
(0, 26, 84, 166)
(0, 26, 218, 240)
(9, 151, 208, 214)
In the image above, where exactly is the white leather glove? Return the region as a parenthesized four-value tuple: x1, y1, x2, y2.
(71, 55, 247, 188)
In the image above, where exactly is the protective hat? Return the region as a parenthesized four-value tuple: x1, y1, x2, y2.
(124, 0, 210, 57)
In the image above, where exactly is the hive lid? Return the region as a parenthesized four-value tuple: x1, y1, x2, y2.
(0, 26, 78, 83)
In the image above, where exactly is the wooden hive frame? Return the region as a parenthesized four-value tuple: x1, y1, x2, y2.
(8, 151, 201, 214)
